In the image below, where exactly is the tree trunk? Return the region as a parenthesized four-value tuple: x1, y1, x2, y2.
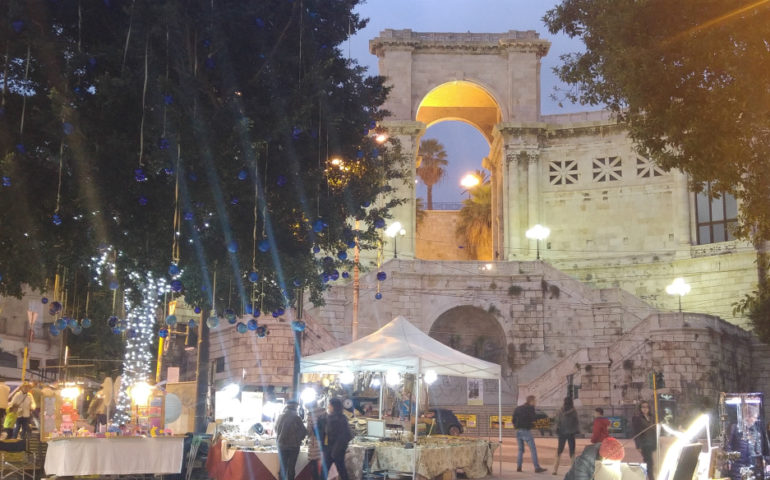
(427, 186, 433, 210)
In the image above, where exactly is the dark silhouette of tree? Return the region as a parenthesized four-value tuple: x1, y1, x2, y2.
(456, 170, 491, 260)
(416, 139, 449, 210)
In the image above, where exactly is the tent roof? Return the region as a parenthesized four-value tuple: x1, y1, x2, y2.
(300, 316, 500, 380)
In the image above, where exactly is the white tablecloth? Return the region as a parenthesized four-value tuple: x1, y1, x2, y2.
(44, 436, 185, 476)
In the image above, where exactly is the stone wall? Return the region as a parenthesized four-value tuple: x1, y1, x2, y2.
(415, 210, 469, 261)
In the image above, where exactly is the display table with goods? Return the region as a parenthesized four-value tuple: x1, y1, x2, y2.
(44, 435, 185, 476)
(206, 436, 314, 480)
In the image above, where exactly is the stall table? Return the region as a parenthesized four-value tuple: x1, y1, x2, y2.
(44, 436, 185, 476)
(206, 438, 314, 480)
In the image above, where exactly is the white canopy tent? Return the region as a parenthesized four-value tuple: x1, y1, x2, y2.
(300, 316, 502, 477)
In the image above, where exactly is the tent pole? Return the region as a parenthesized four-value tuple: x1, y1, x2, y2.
(379, 371, 384, 420)
(498, 377, 502, 476)
(413, 361, 421, 480)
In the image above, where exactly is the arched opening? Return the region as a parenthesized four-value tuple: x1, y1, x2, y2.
(414, 81, 502, 261)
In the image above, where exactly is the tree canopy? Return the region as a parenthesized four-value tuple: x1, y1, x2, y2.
(0, 0, 407, 314)
(416, 138, 448, 210)
(544, 0, 770, 242)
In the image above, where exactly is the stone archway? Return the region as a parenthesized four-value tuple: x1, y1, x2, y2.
(370, 29, 551, 262)
(429, 305, 506, 373)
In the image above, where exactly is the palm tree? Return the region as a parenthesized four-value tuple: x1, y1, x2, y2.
(456, 170, 492, 260)
(416, 139, 449, 210)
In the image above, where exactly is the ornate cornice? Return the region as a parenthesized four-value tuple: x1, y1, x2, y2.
(370, 29, 550, 58)
(380, 120, 426, 137)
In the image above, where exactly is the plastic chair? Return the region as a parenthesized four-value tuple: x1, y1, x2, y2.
(0, 439, 36, 479)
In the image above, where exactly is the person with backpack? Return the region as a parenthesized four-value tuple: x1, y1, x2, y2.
(552, 396, 580, 475)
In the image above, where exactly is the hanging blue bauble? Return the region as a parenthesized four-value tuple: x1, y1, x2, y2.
(227, 241, 238, 253)
(126, 328, 137, 338)
(236, 322, 248, 334)
(67, 318, 78, 329)
(158, 137, 170, 150)
(205, 58, 215, 69)
(163, 166, 174, 176)
(110, 327, 121, 334)
(375, 292, 383, 300)
(330, 270, 339, 281)
(49, 308, 56, 316)
(81, 317, 92, 328)
(292, 279, 302, 287)
(194, 306, 201, 314)
(206, 316, 219, 329)
(15, 144, 25, 154)
(312, 219, 324, 233)
(321, 273, 329, 283)
(256, 325, 267, 337)
(253, 309, 261, 318)
(134, 168, 147, 182)
(342, 271, 350, 279)
(337, 251, 347, 261)
(248, 271, 259, 283)
(362, 201, 371, 208)
(376, 271, 387, 281)
(41, 297, 49, 304)
(372, 148, 380, 157)
(225, 310, 237, 324)
(276, 175, 287, 187)
(245, 304, 253, 315)
(52, 213, 62, 226)
(184, 212, 194, 221)
(247, 318, 258, 331)
(312, 245, 320, 254)
(49, 324, 60, 336)
(168, 264, 180, 276)
(165, 315, 178, 326)
(72, 325, 82, 335)
(171, 280, 183, 292)
(271, 310, 280, 318)
(291, 126, 301, 139)
(323, 256, 333, 265)
(255, 17, 265, 27)
(62, 122, 74, 135)
(56, 318, 67, 330)
(52, 301, 62, 312)
(188, 319, 196, 329)
(158, 328, 169, 338)
(258, 240, 270, 252)
(11, 20, 24, 33)
(291, 320, 306, 332)
(163, 94, 173, 105)
(356, 150, 364, 159)
(374, 218, 385, 229)
(230, 196, 239, 205)
(1, 177, 9, 187)
(138, 196, 148, 206)
(109, 280, 119, 290)
(277, 308, 285, 316)
(237, 169, 248, 180)
(346, 240, 356, 249)
(369, 120, 377, 130)
(107, 315, 119, 328)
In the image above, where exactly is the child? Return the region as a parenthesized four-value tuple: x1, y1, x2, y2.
(2, 409, 17, 439)
(591, 407, 610, 443)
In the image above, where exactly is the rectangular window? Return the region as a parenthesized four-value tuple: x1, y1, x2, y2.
(29, 359, 40, 370)
(215, 356, 225, 373)
(695, 183, 738, 245)
(0, 352, 17, 369)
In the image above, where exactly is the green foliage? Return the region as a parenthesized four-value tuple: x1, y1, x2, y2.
(0, 0, 407, 314)
(544, 0, 770, 242)
(416, 138, 448, 210)
(734, 288, 770, 343)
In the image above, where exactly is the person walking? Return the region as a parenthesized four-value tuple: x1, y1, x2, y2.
(324, 398, 352, 480)
(275, 401, 307, 480)
(306, 402, 327, 480)
(552, 396, 580, 475)
(513, 395, 547, 473)
(632, 400, 657, 480)
(9, 383, 35, 439)
(591, 407, 610, 444)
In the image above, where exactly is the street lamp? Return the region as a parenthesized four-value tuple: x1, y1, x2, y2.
(525, 224, 550, 260)
(665, 277, 691, 312)
(385, 221, 406, 258)
(460, 173, 481, 199)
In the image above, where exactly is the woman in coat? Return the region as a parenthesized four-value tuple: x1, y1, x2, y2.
(552, 396, 580, 475)
(324, 398, 352, 480)
(632, 401, 657, 480)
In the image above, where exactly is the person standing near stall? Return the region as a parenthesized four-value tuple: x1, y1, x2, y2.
(553, 396, 580, 475)
(9, 383, 35, 439)
(632, 401, 657, 480)
(275, 401, 307, 480)
(513, 395, 548, 473)
(591, 408, 610, 444)
(324, 398, 352, 480)
(306, 401, 327, 480)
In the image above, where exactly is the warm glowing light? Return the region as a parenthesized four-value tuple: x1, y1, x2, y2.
(460, 173, 481, 189)
(339, 370, 355, 384)
(665, 277, 691, 297)
(385, 221, 405, 238)
(657, 414, 710, 480)
(525, 224, 550, 241)
(221, 383, 240, 398)
(329, 157, 342, 166)
(386, 369, 400, 386)
(374, 133, 388, 143)
(130, 381, 153, 404)
(301, 387, 317, 405)
(263, 401, 284, 420)
(424, 370, 438, 384)
(60, 385, 82, 400)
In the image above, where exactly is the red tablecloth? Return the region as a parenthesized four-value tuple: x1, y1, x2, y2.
(206, 440, 314, 480)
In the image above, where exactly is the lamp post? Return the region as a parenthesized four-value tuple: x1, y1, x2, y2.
(385, 221, 406, 258)
(665, 277, 691, 312)
(460, 173, 481, 199)
(525, 224, 550, 260)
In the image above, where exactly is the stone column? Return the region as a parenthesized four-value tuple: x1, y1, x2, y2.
(526, 150, 540, 259)
(505, 149, 521, 260)
(673, 169, 692, 256)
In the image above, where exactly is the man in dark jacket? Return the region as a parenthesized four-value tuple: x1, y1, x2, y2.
(325, 398, 352, 480)
(513, 395, 547, 473)
(276, 401, 307, 480)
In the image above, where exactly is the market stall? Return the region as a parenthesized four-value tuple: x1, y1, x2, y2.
(300, 316, 502, 480)
(206, 436, 314, 480)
